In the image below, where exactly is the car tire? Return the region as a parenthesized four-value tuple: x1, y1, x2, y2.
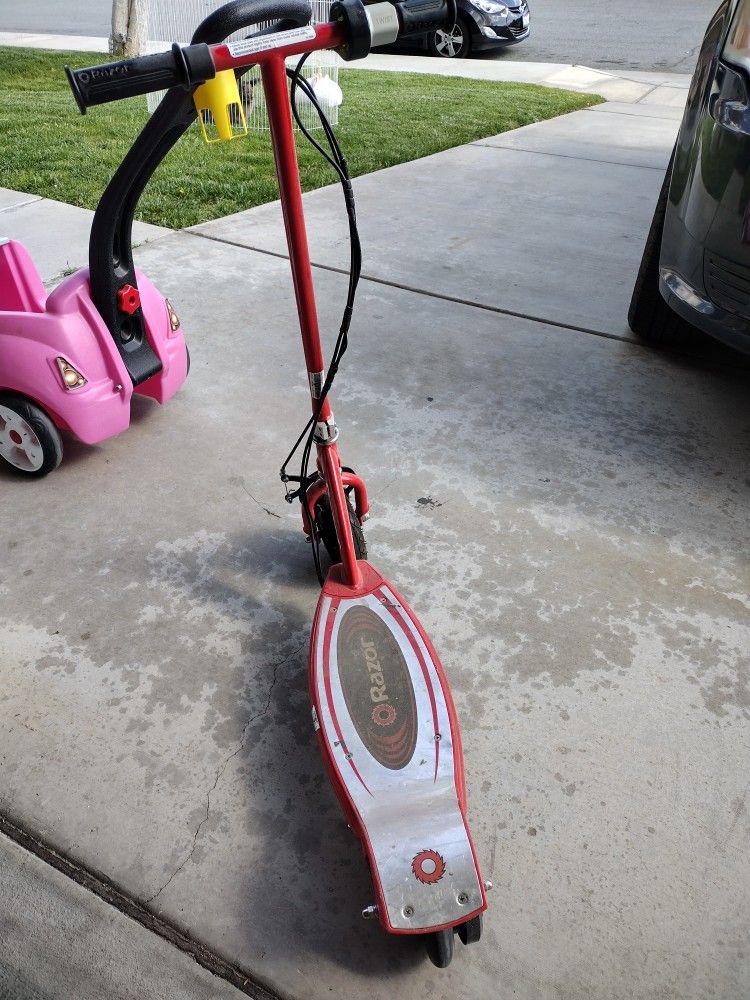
(628, 148, 705, 349)
(428, 16, 472, 58)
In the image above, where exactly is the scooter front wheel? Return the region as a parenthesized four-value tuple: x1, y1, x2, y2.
(0, 393, 63, 477)
(315, 494, 367, 564)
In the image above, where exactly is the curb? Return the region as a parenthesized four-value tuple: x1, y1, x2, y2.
(0, 30, 691, 103)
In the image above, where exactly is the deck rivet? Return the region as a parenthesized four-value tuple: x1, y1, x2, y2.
(434, 733, 441, 741)
(403, 905, 414, 918)
(457, 892, 469, 905)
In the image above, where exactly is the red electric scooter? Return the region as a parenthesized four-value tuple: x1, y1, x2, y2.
(67, 0, 488, 967)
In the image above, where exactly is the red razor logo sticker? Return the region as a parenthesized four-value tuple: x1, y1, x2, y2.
(372, 703, 397, 727)
(336, 606, 417, 770)
(412, 849, 446, 885)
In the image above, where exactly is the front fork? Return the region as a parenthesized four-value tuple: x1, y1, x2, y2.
(302, 467, 369, 535)
(262, 56, 368, 589)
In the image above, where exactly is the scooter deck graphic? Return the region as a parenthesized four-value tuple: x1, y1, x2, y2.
(310, 561, 487, 934)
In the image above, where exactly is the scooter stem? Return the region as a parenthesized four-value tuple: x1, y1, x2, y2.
(261, 55, 362, 590)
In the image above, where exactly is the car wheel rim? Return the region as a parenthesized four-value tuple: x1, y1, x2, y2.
(0, 405, 44, 472)
(435, 23, 464, 57)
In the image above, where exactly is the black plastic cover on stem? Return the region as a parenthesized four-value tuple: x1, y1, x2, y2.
(83, 0, 312, 385)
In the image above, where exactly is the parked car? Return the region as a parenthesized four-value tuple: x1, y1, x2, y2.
(629, 0, 750, 354)
(375, 0, 530, 59)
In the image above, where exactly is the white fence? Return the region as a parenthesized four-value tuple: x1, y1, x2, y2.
(143, 0, 341, 130)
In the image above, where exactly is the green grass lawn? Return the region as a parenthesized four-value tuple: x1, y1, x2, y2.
(0, 47, 602, 229)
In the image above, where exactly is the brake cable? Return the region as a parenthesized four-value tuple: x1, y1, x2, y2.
(279, 51, 362, 584)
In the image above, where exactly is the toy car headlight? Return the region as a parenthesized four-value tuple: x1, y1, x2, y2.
(165, 298, 181, 333)
(56, 357, 87, 390)
(724, 0, 750, 73)
(471, 0, 508, 14)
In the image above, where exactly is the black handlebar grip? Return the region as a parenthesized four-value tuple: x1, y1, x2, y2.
(331, 0, 454, 59)
(392, 0, 455, 36)
(65, 42, 216, 114)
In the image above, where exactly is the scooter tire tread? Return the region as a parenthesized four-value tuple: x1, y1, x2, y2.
(425, 928, 454, 968)
(315, 494, 367, 564)
(457, 914, 482, 945)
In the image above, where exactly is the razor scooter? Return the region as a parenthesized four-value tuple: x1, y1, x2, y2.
(66, 0, 488, 967)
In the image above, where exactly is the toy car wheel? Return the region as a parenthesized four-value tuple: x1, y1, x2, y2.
(428, 17, 472, 58)
(425, 928, 454, 968)
(0, 393, 63, 477)
(314, 494, 367, 564)
(457, 914, 482, 945)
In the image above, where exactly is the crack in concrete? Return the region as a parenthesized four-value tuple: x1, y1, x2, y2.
(488, 830, 498, 880)
(239, 483, 283, 519)
(667, 44, 699, 72)
(633, 84, 660, 105)
(145, 642, 305, 906)
(0, 815, 282, 1000)
(371, 473, 399, 499)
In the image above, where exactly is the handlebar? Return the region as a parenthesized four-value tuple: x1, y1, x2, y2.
(65, 0, 456, 112)
(65, 43, 215, 115)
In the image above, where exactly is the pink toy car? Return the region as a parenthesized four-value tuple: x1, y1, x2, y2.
(0, 238, 188, 476)
(0, 68, 191, 479)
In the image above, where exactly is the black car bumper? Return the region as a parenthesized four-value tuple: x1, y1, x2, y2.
(660, 57, 750, 355)
(660, 267, 750, 354)
(471, 26, 530, 51)
(465, 4, 530, 50)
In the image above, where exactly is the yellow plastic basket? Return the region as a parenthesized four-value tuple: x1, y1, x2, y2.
(193, 70, 248, 144)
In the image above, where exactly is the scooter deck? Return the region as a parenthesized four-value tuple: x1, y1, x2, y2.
(310, 561, 487, 934)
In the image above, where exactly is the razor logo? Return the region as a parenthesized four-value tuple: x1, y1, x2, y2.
(337, 605, 417, 770)
(361, 637, 389, 704)
(79, 64, 131, 85)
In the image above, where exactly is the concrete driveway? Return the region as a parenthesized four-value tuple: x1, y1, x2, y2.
(1, 91, 748, 1000)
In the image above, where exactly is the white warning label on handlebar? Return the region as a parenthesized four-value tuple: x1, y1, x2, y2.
(226, 25, 316, 57)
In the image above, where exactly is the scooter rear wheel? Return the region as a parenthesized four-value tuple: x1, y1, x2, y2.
(457, 914, 482, 945)
(425, 928, 454, 968)
(0, 393, 63, 477)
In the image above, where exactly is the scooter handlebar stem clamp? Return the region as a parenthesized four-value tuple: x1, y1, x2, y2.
(314, 417, 340, 445)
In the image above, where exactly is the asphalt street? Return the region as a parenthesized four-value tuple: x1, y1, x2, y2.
(491, 0, 718, 71)
(0, 0, 111, 38)
(0, 0, 721, 72)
